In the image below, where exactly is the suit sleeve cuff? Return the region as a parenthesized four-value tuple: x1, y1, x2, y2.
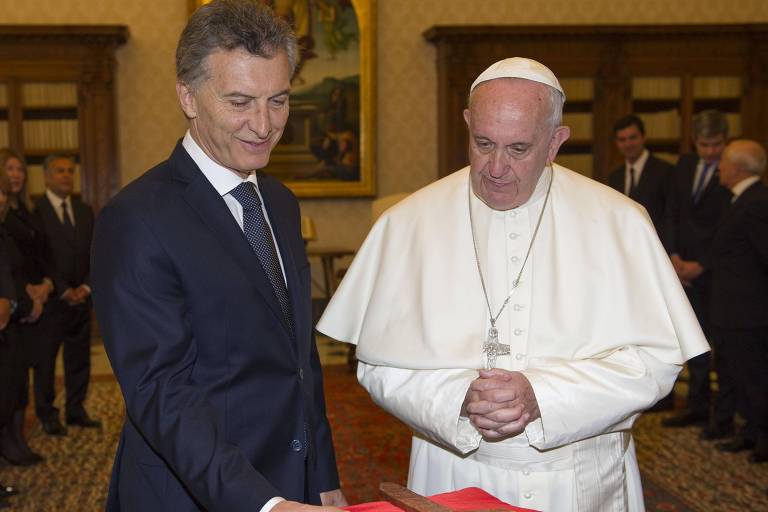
(260, 497, 285, 512)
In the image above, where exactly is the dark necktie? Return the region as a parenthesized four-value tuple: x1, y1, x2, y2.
(692, 163, 713, 203)
(61, 201, 75, 238)
(628, 166, 638, 198)
(229, 182, 293, 332)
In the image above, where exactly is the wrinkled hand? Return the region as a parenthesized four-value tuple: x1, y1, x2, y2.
(26, 281, 53, 304)
(272, 499, 346, 512)
(676, 259, 703, 284)
(22, 299, 43, 323)
(62, 285, 90, 306)
(463, 369, 540, 440)
(320, 489, 348, 508)
(0, 298, 10, 330)
(669, 255, 691, 287)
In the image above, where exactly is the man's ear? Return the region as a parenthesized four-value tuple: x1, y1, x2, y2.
(463, 108, 471, 130)
(548, 125, 571, 162)
(176, 81, 197, 120)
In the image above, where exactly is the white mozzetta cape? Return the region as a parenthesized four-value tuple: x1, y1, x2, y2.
(317, 165, 709, 511)
(318, 165, 707, 370)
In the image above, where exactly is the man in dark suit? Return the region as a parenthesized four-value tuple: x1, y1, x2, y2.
(91, 2, 345, 510)
(676, 139, 768, 463)
(34, 154, 100, 435)
(608, 114, 673, 241)
(662, 110, 732, 434)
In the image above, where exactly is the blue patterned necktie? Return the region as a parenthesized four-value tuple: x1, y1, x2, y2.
(230, 181, 293, 333)
(692, 162, 713, 203)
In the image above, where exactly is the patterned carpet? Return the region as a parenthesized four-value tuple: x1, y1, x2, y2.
(1, 368, 766, 511)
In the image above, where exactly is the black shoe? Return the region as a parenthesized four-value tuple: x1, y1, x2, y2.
(0, 483, 18, 499)
(699, 423, 735, 441)
(716, 438, 756, 453)
(41, 417, 68, 436)
(661, 410, 708, 428)
(0, 426, 41, 466)
(66, 413, 102, 429)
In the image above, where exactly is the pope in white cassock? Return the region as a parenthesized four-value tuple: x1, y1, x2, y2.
(317, 58, 710, 511)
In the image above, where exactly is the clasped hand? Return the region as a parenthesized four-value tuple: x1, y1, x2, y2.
(272, 488, 347, 512)
(463, 369, 540, 440)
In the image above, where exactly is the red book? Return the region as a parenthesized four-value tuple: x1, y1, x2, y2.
(344, 487, 538, 512)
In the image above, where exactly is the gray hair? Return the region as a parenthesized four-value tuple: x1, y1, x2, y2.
(724, 139, 767, 176)
(42, 154, 74, 173)
(468, 79, 565, 133)
(692, 109, 729, 140)
(177, 0, 298, 89)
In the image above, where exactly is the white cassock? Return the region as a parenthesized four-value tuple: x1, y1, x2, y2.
(317, 165, 709, 512)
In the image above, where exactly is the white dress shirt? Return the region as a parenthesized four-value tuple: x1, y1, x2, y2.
(624, 149, 649, 195)
(45, 188, 75, 226)
(730, 175, 760, 202)
(182, 131, 288, 285)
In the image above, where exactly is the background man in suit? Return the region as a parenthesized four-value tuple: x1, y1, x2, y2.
(92, 1, 345, 510)
(34, 154, 99, 435)
(608, 114, 673, 242)
(662, 110, 733, 436)
(676, 139, 768, 463)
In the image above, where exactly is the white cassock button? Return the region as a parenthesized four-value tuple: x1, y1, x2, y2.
(522, 469, 530, 476)
(510, 256, 520, 263)
(509, 232, 519, 240)
(515, 353, 524, 361)
(523, 492, 532, 499)
(509, 211, 517, 218)
(514, 328, 523, 336)
(513, 304, 525, 311)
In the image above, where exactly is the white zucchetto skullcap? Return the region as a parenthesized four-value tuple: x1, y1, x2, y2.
(470, 57, 565, 99)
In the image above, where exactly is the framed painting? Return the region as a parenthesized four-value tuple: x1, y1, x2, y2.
(188, 0, 376, 197)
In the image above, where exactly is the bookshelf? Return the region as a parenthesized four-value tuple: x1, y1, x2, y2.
(423, 24, 768, 184)
(0, 25, 128, 211)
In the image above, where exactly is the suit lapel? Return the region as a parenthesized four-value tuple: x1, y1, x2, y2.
(174, 150, 294, 340)
(258, 173, 304, 346)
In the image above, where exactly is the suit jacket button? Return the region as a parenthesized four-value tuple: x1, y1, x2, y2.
(291, 439, 302, 452)
(298, 368, 304, 380)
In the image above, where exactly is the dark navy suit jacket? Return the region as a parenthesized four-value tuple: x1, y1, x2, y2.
(607, 153, 672, 240)
(700, 180, 768, 329)
(92, 142, 339, 511)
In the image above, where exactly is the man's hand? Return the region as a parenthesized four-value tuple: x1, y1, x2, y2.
(677, 260, 704, 284)
(272, 500, 345, 512)
(320, 489, 348, 508)
(26, 280, 53, 304)
(0, 298, 11, 330)
(22, 299, 43, 323)
(463, 369, 540, 440)
(62, 285, 90, 306)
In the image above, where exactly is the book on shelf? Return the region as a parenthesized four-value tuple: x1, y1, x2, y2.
(693, 77, 741, 99)
(555, 154, 593, 178)
(638, 110, 680, 139)
(561, 113, 592, 140)
(21, 119, 79, 150)
(0, 122, 8, 148)
(633, 77, 681, 100)
(21, 82, 78, 108)
(560, 78, 594, 102)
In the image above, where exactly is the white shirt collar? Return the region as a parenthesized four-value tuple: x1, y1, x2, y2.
(182, 130, 260, 195)
(45, 188, 70, 208)
(626, 149, 649, 172)
(730, 175, 760, 201)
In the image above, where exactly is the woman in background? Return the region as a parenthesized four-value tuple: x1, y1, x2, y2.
(0, 149, 52, 467)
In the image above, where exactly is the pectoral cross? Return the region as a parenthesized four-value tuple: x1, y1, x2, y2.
(482, 323, 510, 370)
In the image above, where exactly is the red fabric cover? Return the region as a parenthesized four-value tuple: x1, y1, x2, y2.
(344, 487, 538, 512)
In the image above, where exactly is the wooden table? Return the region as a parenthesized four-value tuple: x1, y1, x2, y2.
(306, 246, 355, 299)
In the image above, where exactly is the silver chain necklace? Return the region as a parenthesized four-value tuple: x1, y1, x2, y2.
(468, 166, 553, 369)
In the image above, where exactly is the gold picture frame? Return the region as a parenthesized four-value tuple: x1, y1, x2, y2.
(188, 0, 376, 198)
